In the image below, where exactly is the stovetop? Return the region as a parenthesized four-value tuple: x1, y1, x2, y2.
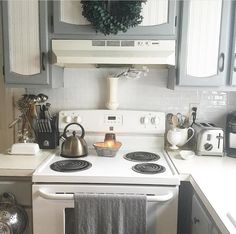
(33, 110, 180, 186)
(33, 148, 179, 185)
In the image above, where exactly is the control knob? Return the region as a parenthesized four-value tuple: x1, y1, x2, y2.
(204, 143, 213, 151)
(74, 116, 82, 123)
(151, 116, 160, 125)
(64, 115, 72, 123)
(140, 116, 149, 125)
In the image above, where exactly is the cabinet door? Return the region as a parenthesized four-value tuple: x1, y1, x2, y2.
(53, 0, 176, 37)
(191, 194, 212, 234)
(211, 225, 221, 234)
(2, 0, 49, 86)
(230, 6, 236, 86)
(178, 0, 230, 86)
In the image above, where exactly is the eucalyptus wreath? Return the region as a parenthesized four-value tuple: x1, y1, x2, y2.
(81, 0, 146, 35)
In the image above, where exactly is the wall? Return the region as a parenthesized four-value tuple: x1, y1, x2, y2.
(28, 67, 236, 128)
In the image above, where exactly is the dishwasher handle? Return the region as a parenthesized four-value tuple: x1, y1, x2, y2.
(38, 189, 174, 202)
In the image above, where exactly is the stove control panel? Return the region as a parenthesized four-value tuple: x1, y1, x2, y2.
(59, 110, 165, 134)
(140, 116, 160, 126)
(104, 114, 123, 126)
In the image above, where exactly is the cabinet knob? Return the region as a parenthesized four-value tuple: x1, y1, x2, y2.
(234, 53, 236, 72)
(218, 53, 225, 72)
(41, 52, 46, 71)
(193, 217, 200, 224)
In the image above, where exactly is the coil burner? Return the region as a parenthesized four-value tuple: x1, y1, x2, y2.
(50, 160, 92, 172)
(132, 163, 166, 174)
(124, 151, 160, 162)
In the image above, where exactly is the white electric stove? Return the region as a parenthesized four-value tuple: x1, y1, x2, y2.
(32, 110, 180, 234)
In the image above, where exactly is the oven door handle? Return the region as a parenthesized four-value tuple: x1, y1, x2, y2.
(38, 189, 174, 202)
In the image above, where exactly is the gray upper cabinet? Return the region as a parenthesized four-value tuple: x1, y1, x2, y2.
(53, 0, 177, 38)
(2, 0, 49, 86)
(177, 0, 231, 87)
(1, 0, 63, 88)
(230, 5, 236, 86)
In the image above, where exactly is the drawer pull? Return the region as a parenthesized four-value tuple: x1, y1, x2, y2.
(234, 53, 236, 72)
(218, 53, 225, 72)
(41, 52, 46, 71)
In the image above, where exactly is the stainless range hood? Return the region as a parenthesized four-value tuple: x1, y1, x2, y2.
(52, 40, 175, 67)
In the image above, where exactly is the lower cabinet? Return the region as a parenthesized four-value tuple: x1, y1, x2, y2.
(191, 194, 221, 234)
(0, 177, 32, 234)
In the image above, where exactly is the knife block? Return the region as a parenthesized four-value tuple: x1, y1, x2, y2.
(36, 116, 59, 149)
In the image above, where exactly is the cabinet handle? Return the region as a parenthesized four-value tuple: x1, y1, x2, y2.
(193, 217, 200, 224)
(38, 189, 174, 202)
(218, 53, 225, 72)
(41, 52, 46, 71)
(234, 53, 236, 72)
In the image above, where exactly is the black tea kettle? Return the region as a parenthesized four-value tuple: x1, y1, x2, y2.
(60, 123, 88, 158)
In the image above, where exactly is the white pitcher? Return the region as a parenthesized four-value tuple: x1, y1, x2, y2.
(167, 127, 195, 149)
(176, 127, 195, 147)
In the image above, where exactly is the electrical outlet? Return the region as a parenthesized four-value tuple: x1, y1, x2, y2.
(189, 103, 200, 124)
(189, 103, 200, 113)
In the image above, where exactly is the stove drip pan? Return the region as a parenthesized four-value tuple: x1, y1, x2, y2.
(50, 160, 92, 172)
(124, 151, 160, 162)
(132, 163, 166, 174)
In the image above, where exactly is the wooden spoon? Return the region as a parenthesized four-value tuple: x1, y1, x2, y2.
(172, 115, 179, 128)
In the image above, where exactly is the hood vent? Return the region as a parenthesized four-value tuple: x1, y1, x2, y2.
(52, 40, 175, 67)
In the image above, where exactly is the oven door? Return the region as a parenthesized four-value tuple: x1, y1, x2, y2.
(33, 184, 178, 234)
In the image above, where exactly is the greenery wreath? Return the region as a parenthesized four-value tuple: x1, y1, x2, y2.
(81, 0, 146, 35)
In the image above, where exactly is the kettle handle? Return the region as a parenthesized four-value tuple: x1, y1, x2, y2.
(63, 123, 85, 139)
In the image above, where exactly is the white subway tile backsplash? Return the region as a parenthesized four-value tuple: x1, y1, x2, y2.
(27, 68, 236, 128)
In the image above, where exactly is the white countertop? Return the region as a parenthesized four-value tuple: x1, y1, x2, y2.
(0, 150, 52, 177)
(168, 151, 236, 234)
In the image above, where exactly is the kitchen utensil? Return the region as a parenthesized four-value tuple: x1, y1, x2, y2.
(192, 122, 224, 156)
(60, 123, 88, 158)
(93, 133, 122, 157)
(8, 116, 22, 128)
(0, 192, 28, 234)
(45, 103, 52, 119)
(171, 115, 179, 128)
(176, 113, 187, 128)
(176, 127, 195, 147)
(226, 111, 236, 157)
(166, 113, 174, 125)
(37, 93, 48, 103)
(93, 141, 122, 157)
(167, 128, 182, 150)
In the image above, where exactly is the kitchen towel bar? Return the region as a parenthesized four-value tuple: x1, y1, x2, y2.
(38, 189, 174, 202)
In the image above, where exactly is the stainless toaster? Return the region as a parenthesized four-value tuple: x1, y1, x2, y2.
(192, 122, 224, 156)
